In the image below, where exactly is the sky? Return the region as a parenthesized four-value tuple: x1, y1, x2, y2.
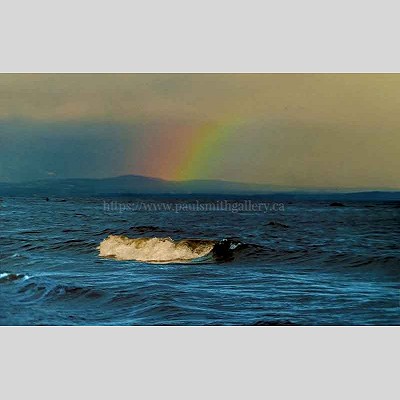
(0, 73, 399, 189)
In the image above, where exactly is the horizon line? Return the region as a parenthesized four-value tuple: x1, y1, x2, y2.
(1, 173, 400, 193)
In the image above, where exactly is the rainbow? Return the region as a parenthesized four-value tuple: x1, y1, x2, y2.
(125, 118, 243, 181)
(171, 118, 242, 181)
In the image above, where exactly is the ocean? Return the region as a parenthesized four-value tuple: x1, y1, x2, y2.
(0, 196, 399, 325)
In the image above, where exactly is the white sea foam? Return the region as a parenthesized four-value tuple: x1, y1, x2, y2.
(0, 272, 30, 282)
(98, 235, 215, 263)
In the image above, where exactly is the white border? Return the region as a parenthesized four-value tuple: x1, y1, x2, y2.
(1, 0, 400, 72)
(0, 327, 398, 399)
(1, 1, 399, 398)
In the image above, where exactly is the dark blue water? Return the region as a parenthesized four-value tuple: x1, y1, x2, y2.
(0, 196, 399, 325)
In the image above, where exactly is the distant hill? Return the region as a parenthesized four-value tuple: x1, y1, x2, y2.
(0, 175, 284, 196)
(0, 175, 399, 201)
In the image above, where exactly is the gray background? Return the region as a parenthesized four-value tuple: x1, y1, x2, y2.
(0, 0, 399, 399)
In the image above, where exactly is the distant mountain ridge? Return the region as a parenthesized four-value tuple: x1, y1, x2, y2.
(0, 175, 284, 196)
(0, 175, 400, 201)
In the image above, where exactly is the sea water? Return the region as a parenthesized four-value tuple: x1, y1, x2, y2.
(0, 196, 399, 325)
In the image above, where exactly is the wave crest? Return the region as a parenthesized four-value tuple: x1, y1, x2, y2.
(0, 272, 29, 283)
(98, 235, 215, 263)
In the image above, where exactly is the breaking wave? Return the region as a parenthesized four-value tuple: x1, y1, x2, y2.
(98, 235, 245, 263)
(0, 272, 29, 283)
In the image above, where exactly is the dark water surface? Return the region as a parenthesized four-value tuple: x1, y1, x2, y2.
(1, 196, 399, 325)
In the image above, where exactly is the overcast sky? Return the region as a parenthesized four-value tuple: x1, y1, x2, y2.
(0, 74, 399, 189)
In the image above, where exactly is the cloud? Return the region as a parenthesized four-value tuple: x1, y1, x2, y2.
(0, 74, 399, 126)
(0, 74, 399, 188)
